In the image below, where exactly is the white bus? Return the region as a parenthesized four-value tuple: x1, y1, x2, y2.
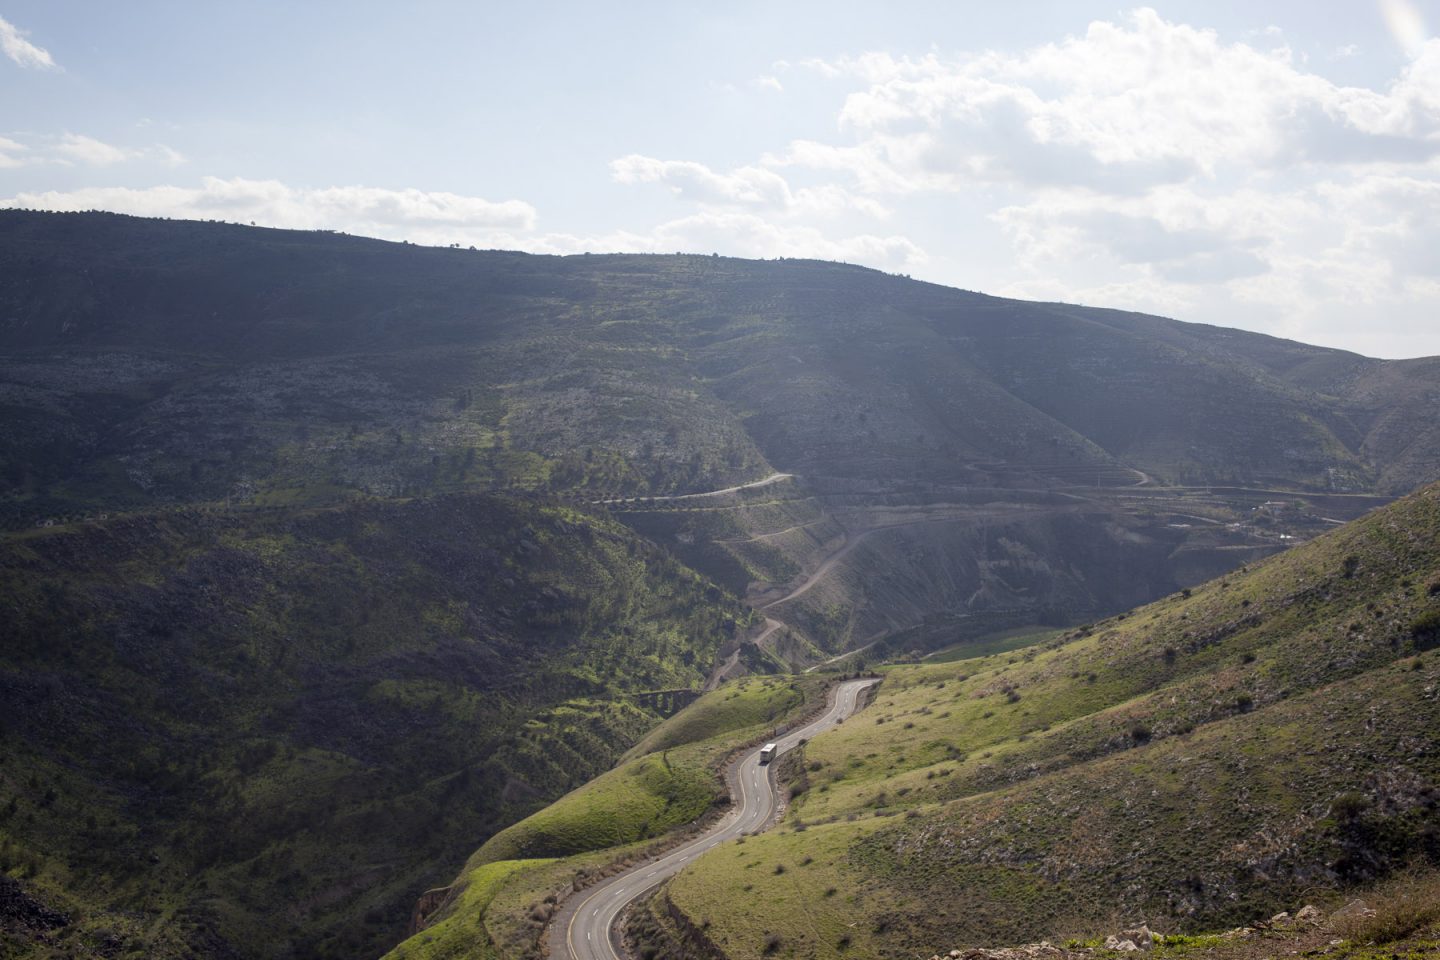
(758, 743, 777, 764)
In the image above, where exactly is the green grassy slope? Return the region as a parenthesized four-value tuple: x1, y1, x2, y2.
(0, 493, 750, 959)
(664, 480, 1440, 959)
(382, 675, 826, 960)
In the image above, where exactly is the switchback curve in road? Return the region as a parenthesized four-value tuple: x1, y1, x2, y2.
(550, 678, 879, 960)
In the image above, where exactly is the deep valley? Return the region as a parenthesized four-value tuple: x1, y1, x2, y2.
(2, 211, 1439, 960)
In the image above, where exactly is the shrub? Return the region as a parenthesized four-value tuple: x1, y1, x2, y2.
(1411, 610, 1440, 652)
(1332, 791, 1369, 821)
(1332, 871, 1440, 944)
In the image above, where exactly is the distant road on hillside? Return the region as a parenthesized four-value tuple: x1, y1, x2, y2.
(592, 472, 793, 505)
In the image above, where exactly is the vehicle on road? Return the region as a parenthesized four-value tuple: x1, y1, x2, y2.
(758, 742, 777, 764)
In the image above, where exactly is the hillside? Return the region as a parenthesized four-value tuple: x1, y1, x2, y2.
(0, 493, 749, 959)
(655, 479, 1440, 958)
(2, 211, 1436, 517)
(3, 212, 1440, 959)
(3, 210, 1434, 666)
(382, 674, 830, 960)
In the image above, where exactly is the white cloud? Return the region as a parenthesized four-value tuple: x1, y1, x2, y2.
(0, 132, 185, 168)
(612, 155, 792, 206)
(0, 14, 55, 70)
(611, 154, 888, 217)
(155, 144, 187, 167)
(749, 8, 1440, 355)
(4, 173, 920, 274)
(784, 9, 1440, 193)
(53, 133, 132, 166)
(985, 160, 1440, 356)
(3, 177, 539, 246)
(0, 135, 28, 168)
(753, 74, 783, 93)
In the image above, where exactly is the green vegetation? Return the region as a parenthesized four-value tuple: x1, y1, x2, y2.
(384, 859, 540, 960)
(626, 676, 809, 758)
(0, 492, 750, 959)
(921, 625, 1062, 663)
(472, 753, 718, 864)
(384, 675, 827, 960)
(4, 211, 1440, 960)
(662, 480, 1440, 958)
(2, 210, 1426, 663)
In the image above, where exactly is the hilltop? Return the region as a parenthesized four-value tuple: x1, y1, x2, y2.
(2, 210, 1436, 513)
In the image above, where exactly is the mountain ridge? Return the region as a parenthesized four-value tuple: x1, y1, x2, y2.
(3, 210, 1440, 958)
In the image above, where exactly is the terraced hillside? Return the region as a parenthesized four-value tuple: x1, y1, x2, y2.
(656, 480, 1440, 958)
(0, 493, 750, 959)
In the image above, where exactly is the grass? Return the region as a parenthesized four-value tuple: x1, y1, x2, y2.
(1332, 871, 1440, 946)
(921, 626, 1063, 663)
(470, 752, 719, 864)
(659, 480, 1440, 958)
(625, 675, 816, 759)
(384, 859, 542, 960)
(383, 674, 830, 960)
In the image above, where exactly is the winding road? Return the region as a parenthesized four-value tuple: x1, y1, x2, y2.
(551, 678, 879, 960)
(592, 472, 794, 506)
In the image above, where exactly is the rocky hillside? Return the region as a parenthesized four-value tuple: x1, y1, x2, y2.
(659, 479, 1440, 958)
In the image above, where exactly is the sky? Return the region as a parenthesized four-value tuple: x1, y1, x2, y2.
(2, 2, 1439, 358)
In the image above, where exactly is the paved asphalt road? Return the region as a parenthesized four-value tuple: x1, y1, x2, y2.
(551, 678, 879, 960)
